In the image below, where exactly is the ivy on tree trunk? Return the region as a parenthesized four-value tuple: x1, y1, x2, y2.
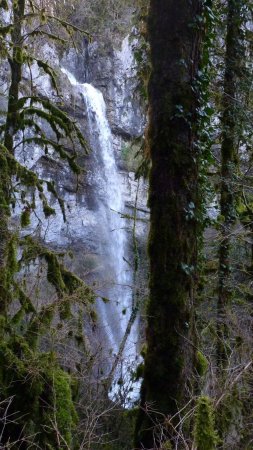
(135, 0, 204, 447)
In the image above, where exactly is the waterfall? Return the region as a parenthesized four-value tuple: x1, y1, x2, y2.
(61, 68, 140, 404)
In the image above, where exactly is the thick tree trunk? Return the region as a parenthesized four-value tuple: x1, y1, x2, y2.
(135, 1, 203, 448)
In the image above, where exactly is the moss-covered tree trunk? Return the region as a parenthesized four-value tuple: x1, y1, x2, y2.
(217, 0, 244, 368)
(0, 155, 11, 314)
(135, 1, 203, 448)
(0, 0, 24, 313)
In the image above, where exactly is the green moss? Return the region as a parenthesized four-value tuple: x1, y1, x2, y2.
(21, 209, 31, 227)
(18, 288, 36, 313)
(47, 369, 78, 446)
(45, 252, 65, 293)
(0, 340, 26, 375)
(135, 362, 144, 380)
(216, 389, 243, 442)
(26, 305, 56, 349)
(21, 236, 45, 262)
(89, 308, 97, 323)
(75, 308, 85, 346)
(196, 351, 208, 377)
(193, 396, 218, 450)
(0, 152, 10, 214)
(59, 300, 72, 320)
(18, 167, 39, 186)
(14, 46, 23, 63)
(161, 442, 172, 450)
(43, 203, 55, 218)
(7, 236, 18, 275)
(0, 334, 78, 447)
(0, 315, 6, 336)
(11, 307, 25, 325)
(61, 267, 82, 293)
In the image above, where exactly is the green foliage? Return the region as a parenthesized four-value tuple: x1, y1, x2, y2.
(194, 0, 217, 237)
(193, 396, 219, 450)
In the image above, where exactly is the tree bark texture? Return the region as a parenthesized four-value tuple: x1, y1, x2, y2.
(135, 1, 203, 448)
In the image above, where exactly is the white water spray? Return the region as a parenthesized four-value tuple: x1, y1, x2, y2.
(61, 68, 140, 403)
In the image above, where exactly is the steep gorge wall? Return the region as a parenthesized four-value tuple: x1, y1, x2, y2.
(0, 1, 148, 393)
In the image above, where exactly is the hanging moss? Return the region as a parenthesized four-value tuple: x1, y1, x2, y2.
(193, 396, 219, 450)
(21, 236, 43, 262)
(45, 252, 65, 293)
(0, 340, 26, 375)
(61, 266, 83, 293)
(20, 237, 95, 305)
(47, 368, 78, 446)
(26, 305, 55, 349)
(68, 156, 82, 175)
(18, 166, 39, 187)
(7, 235, 18, 276)
(11, 306, 26, 325)
(58, 197, 66, 221)
(18, 287, 36, 313)
(75, 308, 85, 346)
(20, 208, 31, 227)
(43, 203, 56, 218)
(59, 300, 72, 320)
(135, 362, 144, 380)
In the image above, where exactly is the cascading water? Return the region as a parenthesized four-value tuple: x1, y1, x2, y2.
(61, 68, 140, 403)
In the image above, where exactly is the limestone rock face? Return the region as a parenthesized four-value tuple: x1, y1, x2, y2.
(0, 7, 148, 388)
(89, 35, 145, 139)
(61, 34, 145, 140)
(0, 2, 148, 273)
(24, 31, 148, 254)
